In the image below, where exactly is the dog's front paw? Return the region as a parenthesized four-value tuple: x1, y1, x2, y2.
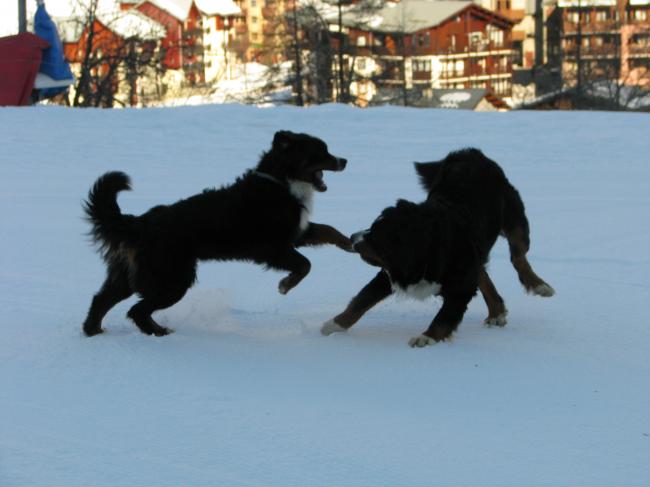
(321, 319, 347, 336)
(151, 325, 174, 337)
(408, 334, 436, 348)
(531, 283, 555, 297)
(83, 326, 104, 337)
(278, 277, 292, 295)
(484, 312, 508, 327)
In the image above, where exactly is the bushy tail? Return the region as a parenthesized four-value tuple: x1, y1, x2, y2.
(414, 161, 442, 193)
(84, 172, 137, 256)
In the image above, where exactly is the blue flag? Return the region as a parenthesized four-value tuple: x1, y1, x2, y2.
(34, 2, 74, 98)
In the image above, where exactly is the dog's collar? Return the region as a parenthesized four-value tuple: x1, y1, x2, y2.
(252, 171, 286, 187)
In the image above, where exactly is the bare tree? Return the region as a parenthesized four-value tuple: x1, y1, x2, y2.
(67, 1, 169, 107)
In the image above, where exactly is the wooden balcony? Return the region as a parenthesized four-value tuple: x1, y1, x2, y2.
(261, 5, 276, 17)
(628, 44, 650, 57)
(412, 71, 431, 81)
(563, 45, 620, 59)
(563, 20, 619, 34)
(502, 8, 526, 23)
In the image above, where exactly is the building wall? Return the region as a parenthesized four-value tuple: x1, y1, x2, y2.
(547, 0, 650, 87)
(202, 14, 238, 81)
(136, 1, 184, 70)
(345, 5, 514, 100)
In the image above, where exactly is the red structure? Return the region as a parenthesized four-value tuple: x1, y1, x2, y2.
(0, 33, 49, 106)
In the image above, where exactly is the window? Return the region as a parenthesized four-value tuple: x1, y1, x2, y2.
(450, 34, 456, 49)
(487, 26, 503, 47)
(633, 9, 648, 21)
(416, 32, 429, 47)
(357, 35, 366, 47)
(413, 59, 431, 71)
(357, 58, 366, 70)
(252, 16, 258, 23)
(251, 0, 256, 6)
(568, 12, 580, 23)
(595, 10, 607, 22)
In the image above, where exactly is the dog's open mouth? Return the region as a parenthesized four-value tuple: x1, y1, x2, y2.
(312, 170, 327, 192)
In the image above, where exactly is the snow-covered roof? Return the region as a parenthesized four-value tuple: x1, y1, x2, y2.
(557, 0, 615, 6)
(110, 9, 167, 39)
(195, 0, 241, 16)
(131, 0, 239, 21)
(55, 9, 166, 42)
(338, 0, 479, 34)
(142, 0, 193, 20)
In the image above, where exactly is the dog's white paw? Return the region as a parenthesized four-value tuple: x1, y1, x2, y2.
(484, 312, 508, 327)
(532, 283, 555, 297)
(321, 319, 347, 336)
(408, 334, 435, 348)
(278, 278, 290, 295)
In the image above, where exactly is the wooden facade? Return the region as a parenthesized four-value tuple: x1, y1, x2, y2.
(547, 0, 650, 87)
(343, 3, 515, 99)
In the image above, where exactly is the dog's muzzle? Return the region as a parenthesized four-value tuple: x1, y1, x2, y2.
(350, 229, 369, 251)
(336, 157, 347, 171)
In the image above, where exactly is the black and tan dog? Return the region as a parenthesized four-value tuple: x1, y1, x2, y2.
(321, 148, 554, 347)
(82, 130, 352, 337)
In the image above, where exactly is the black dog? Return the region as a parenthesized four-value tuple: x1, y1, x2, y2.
(82, 130, 352, 337)
(321, 148, 554, 347)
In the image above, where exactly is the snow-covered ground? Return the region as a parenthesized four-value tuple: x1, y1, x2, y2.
(1, 104, 649, 486)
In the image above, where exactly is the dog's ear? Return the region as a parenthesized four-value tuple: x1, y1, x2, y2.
(273, 130, 295, 151)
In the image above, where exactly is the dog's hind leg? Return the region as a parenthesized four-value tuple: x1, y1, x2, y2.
(127, 288, 187, 337)
(83, 267, 133, 336)
(409, 292, 474, 347)
(502, 184, 555, 297)
(321, 270, 393, 335)
(266, 248, 311, 295)
(478, 267, 507, 327)
(504, 226, 555, 297)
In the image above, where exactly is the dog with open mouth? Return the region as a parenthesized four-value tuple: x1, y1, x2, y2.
(321, 148, 554, 347)
(82, 130, 352, 337)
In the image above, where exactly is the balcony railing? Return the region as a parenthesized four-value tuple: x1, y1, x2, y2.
(261, 6, 276, 17)
(563, 20, 619, 33)
(412, 71, 431, 81)
(628, 44, 650, 55)
(563, 45, 621, 58)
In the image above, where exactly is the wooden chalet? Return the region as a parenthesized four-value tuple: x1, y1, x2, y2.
(336, 0, 515, 104)
(119, 0, 241, 83)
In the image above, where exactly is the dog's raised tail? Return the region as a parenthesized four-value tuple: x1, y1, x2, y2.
(84, 171, 136, 254)
(414, 161, 442, 193)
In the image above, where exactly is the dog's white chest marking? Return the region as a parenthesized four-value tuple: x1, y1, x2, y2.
(288, 180, 314, 233)
(391, 279, 441, 301)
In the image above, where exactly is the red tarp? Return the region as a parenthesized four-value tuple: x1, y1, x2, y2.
(0, 33, 50, 106)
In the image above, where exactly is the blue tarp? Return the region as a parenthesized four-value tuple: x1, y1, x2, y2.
(34, 3, 73, 98)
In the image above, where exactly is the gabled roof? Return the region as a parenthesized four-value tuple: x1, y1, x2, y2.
(56, 9, 166, 43)
(340, 0, 511, 34)
(126, 0, 239, 20)
(195, 0, 241, 16)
